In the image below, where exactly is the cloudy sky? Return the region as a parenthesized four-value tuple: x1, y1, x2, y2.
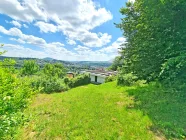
(0, 0, 130, 61)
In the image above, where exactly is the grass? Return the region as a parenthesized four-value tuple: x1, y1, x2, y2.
(17, 82, 186, 139)
(127, 83, 186, 139)
(17, 82, 155, 140)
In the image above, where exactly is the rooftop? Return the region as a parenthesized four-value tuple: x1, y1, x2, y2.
(84, 70, 117, 77)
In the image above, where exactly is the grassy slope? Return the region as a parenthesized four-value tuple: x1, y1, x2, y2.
(127, 83, 186, 139)
(17, 82, 155, 140)
(17, 82, 186, 140)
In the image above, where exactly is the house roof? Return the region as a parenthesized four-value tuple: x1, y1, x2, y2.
(83, 70, 117, 77)
(67, 72, 74, 74)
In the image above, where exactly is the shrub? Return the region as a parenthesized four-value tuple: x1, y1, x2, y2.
(31, 77, 68, 94)
(117, 73, 138, 86)
(159, 55, 186, 91)
(105, 75, 117, 83)
(68, 74, 90, 88)
(43, 63, 67, 79)
(64, 77, 70, 85)
(0, 69, 35, 139)
(21, 60, 39, 76)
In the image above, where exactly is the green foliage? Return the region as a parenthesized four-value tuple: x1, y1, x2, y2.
(0, 44, 7, 55)
(105, 75, 116, 83)
(117, 73, 138, 86)
(31, 77, 68, 94)
(160, 55, 186, 87)
(0, 58, 16, 73)
(63, 77, 70, 85)
(68, 74, 90, 88)
(0, 47, 36, 139)
(43, 63, 67, 79)
(127, 83, 186, 139)
(0, 68, 35, 139)
(117, 0, 186, 83)
(21, 60, 39, 76)
(109, 56, 123, 71)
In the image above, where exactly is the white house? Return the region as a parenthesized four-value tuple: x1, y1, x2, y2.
(81, 70, 117, 84)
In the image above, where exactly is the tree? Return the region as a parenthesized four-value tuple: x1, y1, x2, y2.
(21, 60, 39, 76)
(43, 63, 67, 79)
(117, 0, 186, 82)
(109, 56, 123, 71)
(0, 44, 7, 55)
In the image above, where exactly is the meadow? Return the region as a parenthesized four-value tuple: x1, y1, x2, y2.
(17, 82, 186, 139)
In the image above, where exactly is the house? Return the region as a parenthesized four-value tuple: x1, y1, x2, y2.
(67, 72, 74, 78)
(82, 70, 117, 84)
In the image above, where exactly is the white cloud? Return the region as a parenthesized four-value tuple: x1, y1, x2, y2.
(3, 43, 78, 61)
(2, 36, 125, 61)
(10, 38, 26, 44)
(11, 20, 21, 28)
(23, 24, 28, 28)
(5, 20, 22, 28)
(0, 0, 112, 47)
(0, 0, 47, 22)
(80, 32, 112, 47)
(0, 25, 81, 61)
(75, 45, 91, 52)
(0, 26, 46, 46)
(66, 38, 76, 45)
(73, 37, 126, 61)
(0, 26, 77, 60)
(34, 22, 58, 33)
(0, 1, 122, 60)
(3, 44, 47, 58)
(98, 37, 126, 54)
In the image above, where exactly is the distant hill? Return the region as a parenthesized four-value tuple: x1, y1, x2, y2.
(0, 56, 112, 70)
(43, 57, 54, 61)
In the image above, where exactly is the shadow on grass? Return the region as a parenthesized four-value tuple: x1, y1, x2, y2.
(126, 83, 186, 139)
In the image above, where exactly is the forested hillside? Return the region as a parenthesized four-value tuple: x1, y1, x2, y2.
(0, 56, 112, 70)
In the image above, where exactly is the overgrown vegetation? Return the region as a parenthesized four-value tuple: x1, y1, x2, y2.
(67, 74, 91, 88)
(0, 47, 36, 139)
(127, 83, 186, 139)
(21, 60, 39, 76)
(115, 0, 186, 86)
(105, 75, 117, 83)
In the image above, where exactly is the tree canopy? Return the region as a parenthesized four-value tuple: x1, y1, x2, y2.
(117, 0, 186, 83)
(43, 63, 67, 79)
(21, 60, 39, 76)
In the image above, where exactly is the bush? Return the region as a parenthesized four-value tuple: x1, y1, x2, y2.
(0, 69, 35, 139)
(21, 60, 39, 76)
(43, 63, 67, 79)
(64, 77, 70, 85)
(68, 74, 90, 88)
(105, 75, 116, 83)
(31, 77, 68, 94)
(117, 73, 138, 86)
(159, 55, 186, 91)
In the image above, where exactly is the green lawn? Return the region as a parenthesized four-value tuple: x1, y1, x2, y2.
(17, 82, 186, 139)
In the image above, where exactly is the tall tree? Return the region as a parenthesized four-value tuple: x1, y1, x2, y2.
(21, 60, 39, 76)
(109, 56, 123, 71)
(43, 63, 67, 79)
(117, 0, 186, 82)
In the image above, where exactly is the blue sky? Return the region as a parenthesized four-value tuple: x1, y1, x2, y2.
(0, 0, 131, 61)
